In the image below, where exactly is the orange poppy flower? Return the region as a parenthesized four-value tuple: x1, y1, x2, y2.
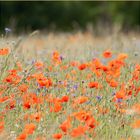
(0, 91, 3, 96)
(72, 111, 91, 122)
(131, 119, 140, 128)
(78, 64, 87, 70)
(16, 61, 22, 71)
(52, 51, 60, 60)
(92, 58, 102, 69)
(53, 133, 62, 139)
(60, 95, 69, 103)
(6, 100, 16, 110)
(98, 106, 110, 115)
(0, 121, 4, 133)
(52, 51, 61, 64)
(37, 76, 52, 88)
(108, 79, 118, 88)
(23, 101, 31, 109)
(48, 65, 53, 72)
(60, 65, 68, 70)
(117, 53, 128, 60)
(71, 70, 76, 74)
(116, 90, 126, 99)
(0, 96, 9, 103)
(75, 96, 88, 104)
(60, 118, 71, 133)
(30, 112, 41, 122)
(50, 102, 62, 113)
(132, 104, 140, 114)
(65, 74, 71, 79)
(34, 61, 44, 69)
(0, 48, 9, 55)
(134, 87, 140, 96)
(108, 60, 121, 70)
(16, 133, 27, 140)
(71, 125, 87, 138)
(102, 65, 109, 72)
(86, 74, 92, 79)
(85, 116, 96, 129)
(24, 123, 36, 135)
(5, 70, 21, 84)
(70, 61, 79, 67)
(24, 114, 29, 121)
(103, 50, 112, 58)
(88, 82, 99, 88)
(18, 84, 28, 93)
(8, 69, 18, 75)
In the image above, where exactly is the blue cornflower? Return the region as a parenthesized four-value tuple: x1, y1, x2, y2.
(96, 96, 102, 101)
(73, 85, 78, 90)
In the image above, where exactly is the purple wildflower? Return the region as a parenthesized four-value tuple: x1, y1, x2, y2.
(96, 96, 102, 101)
(60, 55, 64, 60)
(73, 85, 78, 90)
(117, 98, 122, 103)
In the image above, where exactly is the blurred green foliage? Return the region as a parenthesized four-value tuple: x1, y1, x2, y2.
(0, 1, 140, 32)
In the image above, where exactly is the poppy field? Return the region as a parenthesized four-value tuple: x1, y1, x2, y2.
(0, 32, 140, 140)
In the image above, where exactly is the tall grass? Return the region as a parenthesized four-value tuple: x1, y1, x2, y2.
(0, 32, 140, 140)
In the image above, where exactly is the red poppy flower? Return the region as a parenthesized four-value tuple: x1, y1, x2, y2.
(88, 82, 99, 88)
(103, 50, 112, 58)
(78, 64, 87, 70)
(0, 48, 9, 55)
(71, 125, 87, 138)
(53, 133, 62, 139)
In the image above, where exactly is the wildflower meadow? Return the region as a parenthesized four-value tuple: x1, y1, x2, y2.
(0, 32, 140, 140)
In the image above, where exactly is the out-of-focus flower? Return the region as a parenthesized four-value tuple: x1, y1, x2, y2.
(5, 27, 12, 33)
(0, 48, 10, 55)
(103, 50, 112, 58)
(96, 96, 102, 101)
(53, 133, 62, 139)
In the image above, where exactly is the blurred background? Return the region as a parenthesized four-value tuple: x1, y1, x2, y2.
(0, 1, 140, 34)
